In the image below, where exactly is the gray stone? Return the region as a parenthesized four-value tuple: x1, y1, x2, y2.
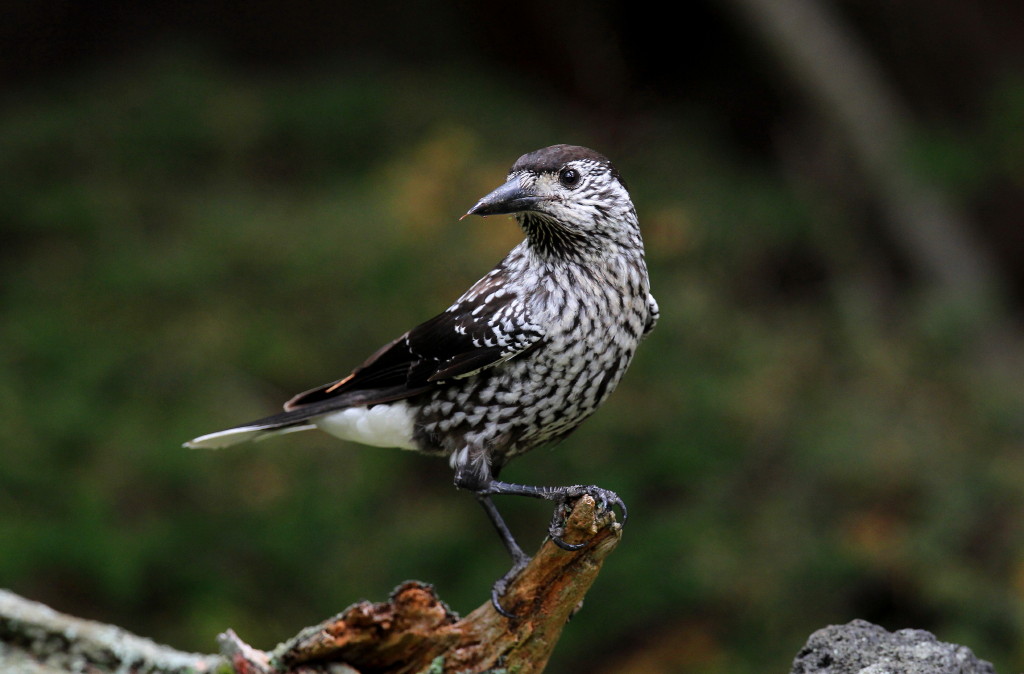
(791, 619, 996, 674)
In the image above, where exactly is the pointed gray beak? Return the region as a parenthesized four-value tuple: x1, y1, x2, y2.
(464, 176, 541, 217)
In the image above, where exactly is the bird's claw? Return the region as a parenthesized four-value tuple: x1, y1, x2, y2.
(547, 485, 628, 550)
(490, 583, 517, 618)
(490, 555, 530, 619)
(550, 534, 588, 552)
(475, 481, 628, 615)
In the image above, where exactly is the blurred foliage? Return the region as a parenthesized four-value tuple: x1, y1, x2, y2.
(2, 49, 1024, 674)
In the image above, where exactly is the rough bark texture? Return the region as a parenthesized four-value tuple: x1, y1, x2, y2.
(222, 495, 621, 674)
(0, 589, 225, 674)
(4, 501, 999, 672)
(0, 496, 620, 674)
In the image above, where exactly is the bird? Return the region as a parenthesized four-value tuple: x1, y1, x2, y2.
(185, 144, 659, 616)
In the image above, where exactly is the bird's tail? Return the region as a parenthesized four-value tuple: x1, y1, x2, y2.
(184, 409, 318, 449)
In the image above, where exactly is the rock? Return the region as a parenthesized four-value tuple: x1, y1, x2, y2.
(791, 619, 996, 674)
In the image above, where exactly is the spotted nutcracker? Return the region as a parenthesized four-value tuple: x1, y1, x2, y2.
(186, 144, 659, 616)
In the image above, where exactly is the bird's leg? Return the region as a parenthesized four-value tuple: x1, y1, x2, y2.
(453, 460, 530, 618)
(454, 457, 628, 615)
(482, 480, 628, 552)
(476, 493, 531, 618)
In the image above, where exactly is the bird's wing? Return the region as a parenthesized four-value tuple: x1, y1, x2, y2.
(284, 275, 544, 412)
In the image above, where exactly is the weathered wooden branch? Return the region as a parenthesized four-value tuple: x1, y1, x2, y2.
(0, 496, 620, 674)
(0, 590, 226, 674)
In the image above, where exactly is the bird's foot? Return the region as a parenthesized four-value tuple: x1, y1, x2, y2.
(490, 553, 531, 618)
(547, 485, 627, 552)
(458, 475, 627, 613)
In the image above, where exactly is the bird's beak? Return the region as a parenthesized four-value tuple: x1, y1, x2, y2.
(463, 176, 541, 218)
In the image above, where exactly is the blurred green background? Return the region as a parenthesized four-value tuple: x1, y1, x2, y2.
(2, 1, 1023, 672)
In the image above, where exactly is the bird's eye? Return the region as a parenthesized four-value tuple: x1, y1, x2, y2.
(558, 167, 580, 188)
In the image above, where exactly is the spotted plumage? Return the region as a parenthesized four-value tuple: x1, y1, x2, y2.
(185, 144, 658, 616)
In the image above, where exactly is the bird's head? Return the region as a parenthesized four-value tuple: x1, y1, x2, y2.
(465, 144, 640, 261)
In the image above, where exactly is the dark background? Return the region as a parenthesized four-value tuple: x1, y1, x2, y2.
(2, 1, 1023, 671)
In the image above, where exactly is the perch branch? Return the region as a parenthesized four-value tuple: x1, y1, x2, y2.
(1, 495, 620, 674)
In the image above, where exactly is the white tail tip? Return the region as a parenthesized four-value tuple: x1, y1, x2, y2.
(184, 426, 270, 449)
(185, 422, 317, 449)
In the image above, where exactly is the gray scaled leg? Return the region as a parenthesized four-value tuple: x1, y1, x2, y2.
(453, 456, 627, 618)
(481, 479, 628, 551)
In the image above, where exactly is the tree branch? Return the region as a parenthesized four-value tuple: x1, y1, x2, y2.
(722, 0, 1002, 313)
(0, 589, 225, 674)
(1, 496, 621, 674)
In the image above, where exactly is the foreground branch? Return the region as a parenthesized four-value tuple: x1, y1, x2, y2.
(0, 496, 621, 674)
(0, 590, 224, 674)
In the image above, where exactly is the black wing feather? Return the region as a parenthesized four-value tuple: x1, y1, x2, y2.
(284, 271, 543, 412)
